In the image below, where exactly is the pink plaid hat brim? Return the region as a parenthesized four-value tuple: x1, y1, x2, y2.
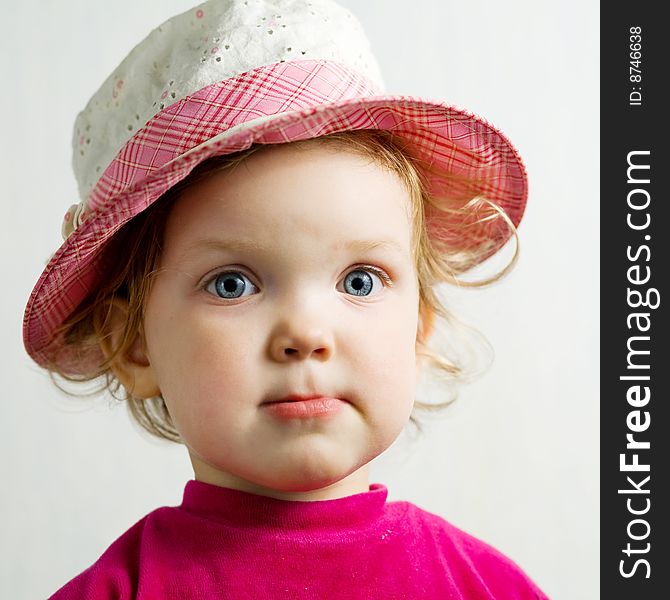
(23, 60, 527, 373)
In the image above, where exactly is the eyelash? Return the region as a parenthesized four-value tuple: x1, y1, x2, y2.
(356, 265, 393, 287)
(201, 264, 393, 295)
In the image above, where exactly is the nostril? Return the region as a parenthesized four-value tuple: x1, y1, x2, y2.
(283, 347, 328, 357)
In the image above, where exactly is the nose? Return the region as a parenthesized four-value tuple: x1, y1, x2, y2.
(269, 322, 334, 362)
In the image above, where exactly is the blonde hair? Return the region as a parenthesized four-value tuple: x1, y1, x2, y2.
(51, 129, 518, 442)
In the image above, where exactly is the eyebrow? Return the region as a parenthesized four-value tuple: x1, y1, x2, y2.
(338, 239, 407, 256)
(181, 237, 407, 260)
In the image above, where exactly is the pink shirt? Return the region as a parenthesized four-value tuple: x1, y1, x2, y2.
(50, 480, 548, 599)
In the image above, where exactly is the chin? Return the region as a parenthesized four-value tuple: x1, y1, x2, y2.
(266, 467, 347, 493)
(260, 457, 366, 495)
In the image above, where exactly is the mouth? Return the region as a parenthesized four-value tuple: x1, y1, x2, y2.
(261, 395, 348, 420)
(262, 394, 346, 405)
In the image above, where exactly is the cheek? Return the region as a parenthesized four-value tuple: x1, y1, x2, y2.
(352, 296, 419, 407)
(170, 324, 248, 390)
(151, 323, 256, 443)
(144, 295, 254, 413)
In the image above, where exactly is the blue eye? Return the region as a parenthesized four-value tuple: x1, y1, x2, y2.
(206, 271, 257, 299)
(204, 267, 390, 300)
(342, 269, 385, 297)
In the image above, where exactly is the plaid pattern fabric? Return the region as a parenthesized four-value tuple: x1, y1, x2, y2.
(23, 60, 527, 373)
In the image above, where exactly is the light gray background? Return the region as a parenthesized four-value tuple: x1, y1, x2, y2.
(0, 1, 599, 598)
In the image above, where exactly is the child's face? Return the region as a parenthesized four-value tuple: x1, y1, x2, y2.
(141, 142, 421, 500)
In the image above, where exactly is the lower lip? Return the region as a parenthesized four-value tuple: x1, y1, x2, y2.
(262, 397, 346, 420)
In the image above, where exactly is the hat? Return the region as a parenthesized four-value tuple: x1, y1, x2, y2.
(23, 0, 528, 373)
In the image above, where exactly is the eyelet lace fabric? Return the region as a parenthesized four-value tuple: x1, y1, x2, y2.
(71, 0, 384, 203)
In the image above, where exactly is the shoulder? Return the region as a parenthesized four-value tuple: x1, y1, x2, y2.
(48, 510, 158, 600)
(390, 501, 549, 599)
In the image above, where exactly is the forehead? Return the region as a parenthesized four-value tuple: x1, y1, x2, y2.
(162, 143, 415, 255)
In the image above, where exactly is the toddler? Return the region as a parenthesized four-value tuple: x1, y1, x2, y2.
(24, 0, 548, 597)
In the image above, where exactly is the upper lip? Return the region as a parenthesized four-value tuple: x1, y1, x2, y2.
(263, 394, 339, 405)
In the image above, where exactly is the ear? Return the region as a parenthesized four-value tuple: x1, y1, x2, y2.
(96, 298, 161, 399)
(416, 301, 435, 347)
(415, 302, 435, 371)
